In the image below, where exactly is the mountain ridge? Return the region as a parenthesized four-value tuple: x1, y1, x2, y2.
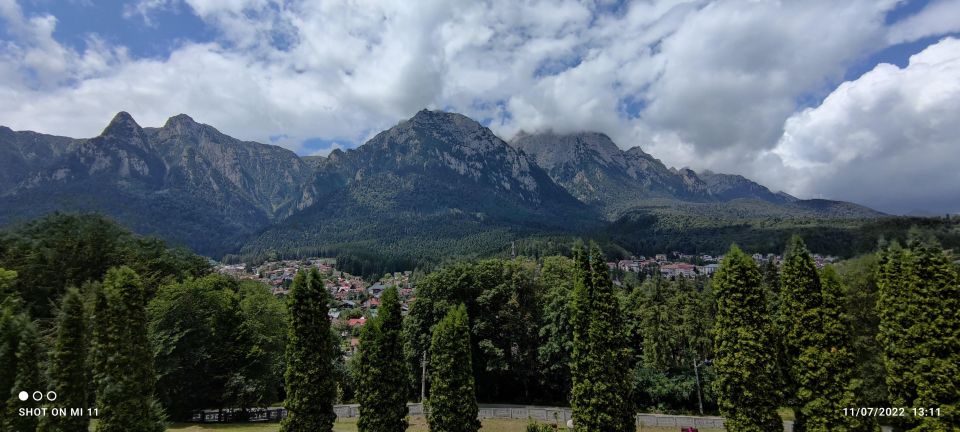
(509, 129, 807, 218)
(0, 112, 316, 255)
(0, 109, 883, 259)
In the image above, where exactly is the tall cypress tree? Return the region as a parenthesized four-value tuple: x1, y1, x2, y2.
(537, 256, 575, 397)
(876, 242, 912, 411)
(4, 320, 41, 432)
(281, 268, 337, 432)
(779, 235, 824, 430)
(815, 266, 870, 431)
(877, 240, 960, 429)
(907, 241, 960, 429)
(92, 266, 164, 432)
(427, 304, 480, 432)
(357, 286, 409, 432)
(640, 276, 679, 373)
(712, 245, 781, 432)
(39, 287, 89, 432)
(569, 242, 633, 432)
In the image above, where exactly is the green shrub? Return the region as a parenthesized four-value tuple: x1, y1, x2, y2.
(525, 420, 555, 432)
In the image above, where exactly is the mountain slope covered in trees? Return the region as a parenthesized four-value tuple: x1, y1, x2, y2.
(1, 109, 891, 263)
(0, 113, 315, 256)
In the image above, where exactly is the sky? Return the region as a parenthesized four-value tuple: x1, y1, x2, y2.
(1, 0, 959, 215)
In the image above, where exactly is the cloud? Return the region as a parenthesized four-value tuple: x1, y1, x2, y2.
(764, 37, 960, 214)
(0, 0, 127, 87)
(637, 0, 895, 171)
(887, 0, 960, 44)
(0, 0, 958, 212)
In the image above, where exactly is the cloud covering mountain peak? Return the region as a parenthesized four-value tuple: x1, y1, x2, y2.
(0, 0, 957, 213)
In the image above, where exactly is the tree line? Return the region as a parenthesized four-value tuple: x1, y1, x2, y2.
(1, 213, 957, 431)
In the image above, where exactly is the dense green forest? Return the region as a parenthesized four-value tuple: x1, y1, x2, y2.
(1, 213, 958, 431)
(0, 213, 210, 318)
(229, 210, 960, 282)
(604, 210, 960, 258)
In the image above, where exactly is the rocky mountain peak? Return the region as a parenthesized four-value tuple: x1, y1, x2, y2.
(677, 167, 706, 191)
(101, 111, 143, 139)
(163, 113, 199, 130)
(405, 109, 486, 138)
(624, 146, 652, 158)
(512, 130, 623, 170)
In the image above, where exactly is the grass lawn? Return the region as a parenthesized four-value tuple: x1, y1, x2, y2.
(166, 417, 725, 432)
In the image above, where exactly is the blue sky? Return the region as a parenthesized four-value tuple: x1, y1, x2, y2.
(1, 0, 960, 214)
(13, 0, 214, 58)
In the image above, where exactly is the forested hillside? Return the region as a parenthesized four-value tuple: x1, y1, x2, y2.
(1, 212, 957, 431)
(1, 109, 905, 267)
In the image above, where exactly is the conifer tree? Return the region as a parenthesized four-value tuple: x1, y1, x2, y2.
(0, 268, 17, 306)
(640, 276, 679, 373)
(712, 245, 781, 432)
(537, 256, 575, 397)
(877, 240, 960, 429)
(779, 235, 823, 430)
(39, 287, 89, 432)
(280, 268, 337, 432)
(427, 304, 480, 432)
(569, 242, 633, 432)
(4, 320, 41, 432)
(0, 306, 26, 427)
(814, 266, 871, 431)
(760, 259, 793, 405)
(876, 243, 912, 410)
(357, 286, 409, 432)
(92, 266, 165, 432)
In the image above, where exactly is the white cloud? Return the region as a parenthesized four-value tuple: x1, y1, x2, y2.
(0, 0, 126, 87)
(638, 0, 896, 171)
(764, 37, 960, 214)
(887, 0, 960, 44)
(0, 0, 958, 212)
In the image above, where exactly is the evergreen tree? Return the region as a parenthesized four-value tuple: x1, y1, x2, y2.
(0, 305, 27, 427)
(813, 266, 871, 431)
(0, 268, 17, 306)
(877, 240, 960, 429)
(876, 243, 912, 410)
(759, 258, 788, 403)
(39, 287, 90, 432)
(779, 235, 824, 430)
(712, 245, 781, 432)
(569, 243, 633, 432)
(357, 286, 409, 432)
(537, 256, 575, 398)
(833, 255, 887, 409)
(92, 266, 165, 432)
(280, 268, 337, 432)
(640, 276, 680, 373)
(427, 304, 480, 432)
(4, 320, 42, 432)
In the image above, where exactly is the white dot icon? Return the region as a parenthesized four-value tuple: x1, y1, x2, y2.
(18, 391, 28, 401)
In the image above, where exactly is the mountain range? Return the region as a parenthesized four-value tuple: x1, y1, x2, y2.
(0, 109, 883, 260)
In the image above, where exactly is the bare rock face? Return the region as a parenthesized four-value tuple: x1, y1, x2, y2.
(511, 130, 793, 217)
(0, 108, 880, 258)
(0, 112, 316, 255)
(306, 109, 584, 214)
